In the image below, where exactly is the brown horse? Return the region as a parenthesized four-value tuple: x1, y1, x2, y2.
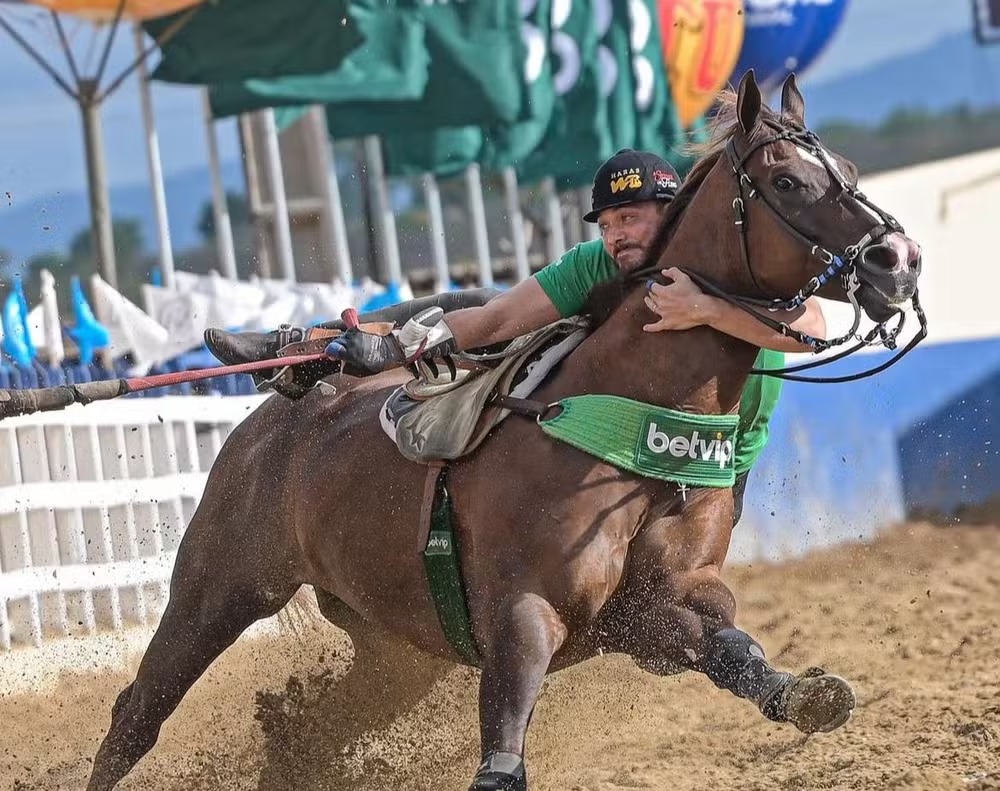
(86, 72, 922, 791)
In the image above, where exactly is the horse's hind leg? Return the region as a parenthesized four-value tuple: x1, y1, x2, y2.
(86, 513, 300, 791)
(471, 592, 568, 791)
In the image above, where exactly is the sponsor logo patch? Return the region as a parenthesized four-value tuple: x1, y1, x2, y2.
(653, 169, 678, 191)
(610, 168, 642, 194)
(425, 530, 453, 556)
(641, 423, 734, 470)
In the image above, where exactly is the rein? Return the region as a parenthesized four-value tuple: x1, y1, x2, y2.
(632, 121, 928, 384)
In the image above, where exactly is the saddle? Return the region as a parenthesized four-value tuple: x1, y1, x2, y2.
(379, 317, 590, 464)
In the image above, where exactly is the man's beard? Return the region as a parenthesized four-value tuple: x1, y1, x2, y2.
(614, 245, 646, 270)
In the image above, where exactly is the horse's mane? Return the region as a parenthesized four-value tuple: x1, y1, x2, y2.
(582, 91, 785, 327)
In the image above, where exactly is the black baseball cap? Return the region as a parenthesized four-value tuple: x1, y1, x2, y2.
(583, 148, 681, 223)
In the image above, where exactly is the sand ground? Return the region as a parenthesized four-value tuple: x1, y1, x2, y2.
(3, 521, 999, 791)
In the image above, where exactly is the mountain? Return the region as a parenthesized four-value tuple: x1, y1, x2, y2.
(803, 31, 1000, 126)
(0, 160, 245, 266)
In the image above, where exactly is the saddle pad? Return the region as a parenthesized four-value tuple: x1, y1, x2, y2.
(380, 320, 588, 463)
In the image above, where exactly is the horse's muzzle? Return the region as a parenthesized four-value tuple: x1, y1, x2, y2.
(856, 231, 921, 305)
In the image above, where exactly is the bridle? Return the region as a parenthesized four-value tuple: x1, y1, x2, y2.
(637, 119, 928, 383)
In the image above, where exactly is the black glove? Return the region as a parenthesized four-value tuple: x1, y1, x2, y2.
(325, 328, 405, 375)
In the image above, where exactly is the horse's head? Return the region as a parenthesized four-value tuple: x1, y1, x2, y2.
(722, 70, 922, 323)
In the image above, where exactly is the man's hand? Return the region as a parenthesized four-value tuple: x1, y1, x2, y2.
(326, 327, 405, 375)
(642, 267, 718, 333)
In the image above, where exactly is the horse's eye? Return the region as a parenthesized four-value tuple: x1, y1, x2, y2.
(773, 175, 798, 192)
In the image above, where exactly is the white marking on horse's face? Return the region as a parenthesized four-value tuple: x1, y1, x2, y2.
(794, 144, 850, 183)
(794, 145, 825, 170)
(794, 144, 883, 225)
(793, 144, 849, 186)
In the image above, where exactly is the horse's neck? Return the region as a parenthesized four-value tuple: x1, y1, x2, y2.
(560, 290, 757, 416)
(556, 165, 760, 417)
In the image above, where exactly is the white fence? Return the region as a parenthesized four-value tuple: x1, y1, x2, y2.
(0, 394, 267, 650)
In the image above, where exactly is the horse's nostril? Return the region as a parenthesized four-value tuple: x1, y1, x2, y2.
(860, 243, 898, 271)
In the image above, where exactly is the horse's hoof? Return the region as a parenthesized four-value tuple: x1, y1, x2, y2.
(781, 667, 856, 734)
(468, 752, 527, 791)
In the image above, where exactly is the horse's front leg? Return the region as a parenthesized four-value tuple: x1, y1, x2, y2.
(626, 564, 856, 734)
(471, 591, 567, 791)
(615, 490, 856, 735)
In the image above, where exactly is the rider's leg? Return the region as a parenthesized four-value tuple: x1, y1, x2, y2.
(319, 287, 503, 331)
(203, 287, 503, 399)
(205, 287, 502, 366)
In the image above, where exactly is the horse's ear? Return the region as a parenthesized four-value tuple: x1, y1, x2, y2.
(781, 72, 805, 127)
(736, 69, 761, 135)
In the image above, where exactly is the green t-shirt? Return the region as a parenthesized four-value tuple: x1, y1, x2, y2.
(534, 239, 783, 474)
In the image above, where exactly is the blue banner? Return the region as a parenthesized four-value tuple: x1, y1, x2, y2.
(730, 0, 849, 94)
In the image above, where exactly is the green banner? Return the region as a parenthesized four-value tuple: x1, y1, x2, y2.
(382, 127, 484, 178)
(602, 0, 638, 158)
(518, 0, 604, 185)
(382, 0, 556, 177)
(548, 0, 641, 190)
(480, 0, 557, 169)
(208, 0, 429, 116)
(208, 1, 524, 133)
(540, 395, 739, 488)
(146, 0, 365, 85)
(325, 0, 525, 139)
(629, 0, 689, 174)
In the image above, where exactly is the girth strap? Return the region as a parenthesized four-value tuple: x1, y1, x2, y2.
(417, 460, 447, 554)
(418, 461, 482, 666)
(494, 394, 555, 420)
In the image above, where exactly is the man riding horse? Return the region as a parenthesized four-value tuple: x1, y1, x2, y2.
(88, 73, 924, 791)
(205, 147, 828, 525)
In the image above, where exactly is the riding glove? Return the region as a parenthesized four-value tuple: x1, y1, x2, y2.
(325, 329, 405, 375)
(325, 307, 458, 377)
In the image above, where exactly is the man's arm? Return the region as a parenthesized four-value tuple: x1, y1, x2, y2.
(643, 267, 827, 353)
(444, 277, 563, 351)
(325, 277, 561, 375)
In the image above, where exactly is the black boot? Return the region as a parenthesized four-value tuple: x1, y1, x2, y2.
(204, 325, 340, 400)
(204, 325, 308, 366)
(702, 629, 855, 734)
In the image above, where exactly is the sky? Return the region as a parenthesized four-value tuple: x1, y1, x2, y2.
(803, 0, 975, 83)
(0, 0, 981, 206)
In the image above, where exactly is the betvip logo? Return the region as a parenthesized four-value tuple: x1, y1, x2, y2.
(426, 532, 453, 555)
(645, 424, 733, 469)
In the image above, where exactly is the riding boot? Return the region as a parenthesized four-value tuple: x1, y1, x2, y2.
(204, 324, 338, 367)
(468, 752, 527, 791)
(202, 323, 341, 399)
(205, 288, 501, 368)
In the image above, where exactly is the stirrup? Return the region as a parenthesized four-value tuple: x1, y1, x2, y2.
(255, 359, 341, 400)
(255, 364, 293, 393)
